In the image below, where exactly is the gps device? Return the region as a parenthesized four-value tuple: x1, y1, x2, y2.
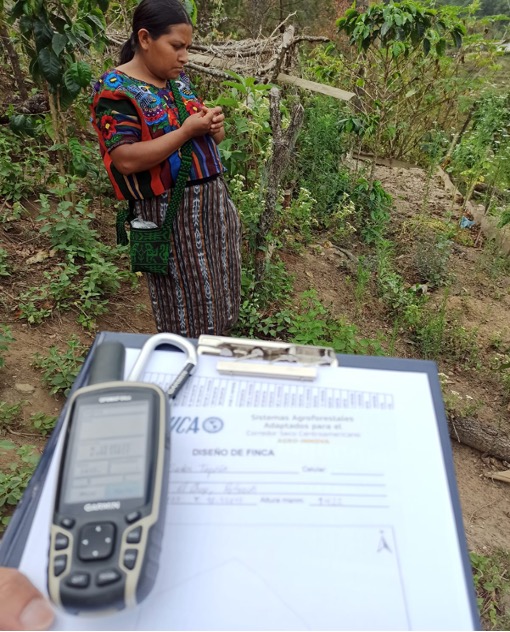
(47, 334, 197, 615)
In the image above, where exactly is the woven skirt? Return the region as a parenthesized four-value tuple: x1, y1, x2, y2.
(133, 177, 241, 337)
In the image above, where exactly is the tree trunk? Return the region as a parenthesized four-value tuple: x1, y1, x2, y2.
(441, 103, 476, 169)
(255, 87, 304, 281)
(448, 415, 510, 462)
(0, 22, 29, 100)
(48, 90, 66, 179)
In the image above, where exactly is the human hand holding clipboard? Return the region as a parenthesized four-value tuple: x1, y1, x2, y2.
(0, 567, 54, 630)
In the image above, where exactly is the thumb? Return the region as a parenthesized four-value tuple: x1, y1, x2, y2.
(0, 568, 54, 631)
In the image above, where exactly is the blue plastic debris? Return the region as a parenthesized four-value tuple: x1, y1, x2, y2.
(460, 216, 476, 229)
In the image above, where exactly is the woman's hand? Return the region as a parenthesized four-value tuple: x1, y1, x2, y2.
(181, 109, 215, 138)
(182, 106, 225, 143)
(209, 106, 226, 144)
(0, 568, 54, 630)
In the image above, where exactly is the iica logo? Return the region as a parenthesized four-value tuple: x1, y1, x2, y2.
(169, 417, 225, 434)
(202, 417, 224, 433)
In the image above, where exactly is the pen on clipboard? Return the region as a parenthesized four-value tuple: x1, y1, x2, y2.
(197, 336, 337, 381)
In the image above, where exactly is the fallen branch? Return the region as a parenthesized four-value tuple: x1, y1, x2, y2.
(186, 62, 231, 80)
(448, 415, 510, 462)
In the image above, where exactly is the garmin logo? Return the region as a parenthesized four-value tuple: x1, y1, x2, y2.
(98, 395, 132, 404)
(84, 501, 121, 512)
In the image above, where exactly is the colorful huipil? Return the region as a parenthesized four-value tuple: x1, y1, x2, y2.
(90, 69, 241, 337)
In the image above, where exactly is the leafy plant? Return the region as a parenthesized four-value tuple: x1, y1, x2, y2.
(471, 550, 510, 630)
(277, 187, 317, 251)
(0, 200, 26, 224)
(351, 179, 392, 244)
(32, 336, 86, 395)
(439, 372, 481, 418)
(303, 42, 345, 86)
(10, 0, 110, 175)
(450, 92, 510, 215)
(30, 412, 58, 437)
(0, 401, 24, 433)
(333, 0, 501, 168)
(15, 177, 133, 329)
(354, 256, 372, 316)
(0, 127, 51, 200)
(37, 180, 99, 255)
(18, 286, 54, 325)
(0, 248, 11, 277)
(0, 326, 14, 369)
(233, 261, 294, 339)
(293, 94, 350, 221)
(337, 1, 465, 55)
(216, 71, 273, 187)
(286, 290, 385, 355)
(412, 233, 453, 289)
(0, 440, 39, 529)
(376, 239, 425, 315)
(413, 294, 479, 366)
(182, 0, 198, 24)
(490, 350, 510, 403)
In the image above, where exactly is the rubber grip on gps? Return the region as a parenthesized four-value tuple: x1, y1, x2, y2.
(87, 341, 126, 385)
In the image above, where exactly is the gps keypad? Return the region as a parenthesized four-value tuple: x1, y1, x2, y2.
(78, 522, 116, 561)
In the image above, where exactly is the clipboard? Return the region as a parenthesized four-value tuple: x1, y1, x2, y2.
(0, 331, 481, 631)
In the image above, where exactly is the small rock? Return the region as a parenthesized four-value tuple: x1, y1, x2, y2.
(15, 383, 35, 394)
(26, 250, 56, 265)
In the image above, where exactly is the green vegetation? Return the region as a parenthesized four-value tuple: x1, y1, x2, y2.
(32, 336, 87, 396)
(30, 412, 58, 437)
(471, 551, 510, 630)
(0, 326, 13, 370)
(0, 401, 24, 434)
(0, 440, 39, 528)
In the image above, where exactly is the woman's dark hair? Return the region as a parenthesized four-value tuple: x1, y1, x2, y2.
(119, 0, 192, 64)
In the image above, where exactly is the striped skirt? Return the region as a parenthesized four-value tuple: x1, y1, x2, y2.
(133, 177, 241, 337)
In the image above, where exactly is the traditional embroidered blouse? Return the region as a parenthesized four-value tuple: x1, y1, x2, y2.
(90, 69, 224, 201)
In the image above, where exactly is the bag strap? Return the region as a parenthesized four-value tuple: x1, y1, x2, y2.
(116, 204, 132, 246)
(160, 80, 193, 232)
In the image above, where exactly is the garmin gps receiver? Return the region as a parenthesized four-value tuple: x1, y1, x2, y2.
(47, 334, 197, 615)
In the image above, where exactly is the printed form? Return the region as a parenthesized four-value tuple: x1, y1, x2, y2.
(18, 349, 476, 631)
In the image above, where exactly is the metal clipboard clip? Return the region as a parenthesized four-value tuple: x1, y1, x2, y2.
(128, 333, 198, 398)
(197, 335, 337, 382)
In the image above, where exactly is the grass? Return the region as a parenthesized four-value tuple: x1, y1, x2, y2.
(471, 550, 510, 630)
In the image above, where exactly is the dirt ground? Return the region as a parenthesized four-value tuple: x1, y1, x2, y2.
(1, 161, 510, 558)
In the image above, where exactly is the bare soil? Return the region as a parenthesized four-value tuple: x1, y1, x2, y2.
(1, 161, 510, 559)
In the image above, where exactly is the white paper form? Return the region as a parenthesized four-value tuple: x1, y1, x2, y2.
(17, 348, 477, 631)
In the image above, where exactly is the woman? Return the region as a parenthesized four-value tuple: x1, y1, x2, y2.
(90, 0, 241, 337)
